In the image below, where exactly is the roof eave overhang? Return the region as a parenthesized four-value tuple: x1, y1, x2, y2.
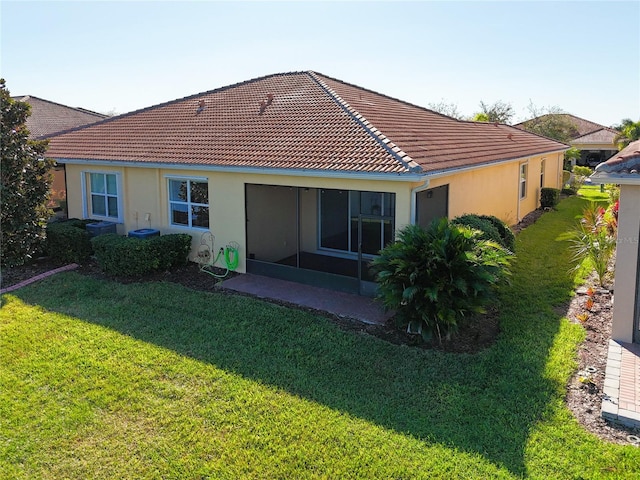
(420, 148, 569, 179)
(590, 173, 640, 186)
(53, 157, 427, 182)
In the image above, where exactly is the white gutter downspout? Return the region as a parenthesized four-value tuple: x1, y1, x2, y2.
(410, 178, 430, 225)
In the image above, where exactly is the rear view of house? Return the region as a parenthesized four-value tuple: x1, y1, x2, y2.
(45, 71, 567, 294)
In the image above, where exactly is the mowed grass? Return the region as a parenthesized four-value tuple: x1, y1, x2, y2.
(2, 194, 639, 479)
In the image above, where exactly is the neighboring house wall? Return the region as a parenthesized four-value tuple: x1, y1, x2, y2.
(611, 185, 640, 342)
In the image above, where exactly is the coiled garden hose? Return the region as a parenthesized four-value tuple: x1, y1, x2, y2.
(197, 232, 240, 278)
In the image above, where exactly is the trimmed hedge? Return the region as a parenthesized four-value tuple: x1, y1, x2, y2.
(540, 187, 560, 209)
(45, 220, 93, 264)
(91, 233, 192, 276)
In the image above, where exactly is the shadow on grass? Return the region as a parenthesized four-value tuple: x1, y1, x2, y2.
(8, 199, 589, 476)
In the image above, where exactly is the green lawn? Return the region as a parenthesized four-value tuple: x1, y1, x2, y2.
(2, 194, 639, 479)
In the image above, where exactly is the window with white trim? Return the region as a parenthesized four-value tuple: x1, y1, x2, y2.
(520, 163, 528, 199)
(540, 159, 545, 188)
(168, 178, 209, 228)
(87, 172, 120, 220)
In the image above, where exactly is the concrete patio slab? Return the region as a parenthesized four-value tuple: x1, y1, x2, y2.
(220, 273, 392, 325)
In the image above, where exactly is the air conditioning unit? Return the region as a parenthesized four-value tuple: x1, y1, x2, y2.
(86, 221, 117, 237)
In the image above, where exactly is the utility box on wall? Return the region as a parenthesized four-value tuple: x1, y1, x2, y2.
(128, 228, 160, 239)
(86, 221, 117, 237)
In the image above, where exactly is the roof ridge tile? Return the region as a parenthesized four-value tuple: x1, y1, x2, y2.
(307, 71, 421, 173)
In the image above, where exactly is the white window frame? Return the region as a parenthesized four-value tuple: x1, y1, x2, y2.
(81, 171, 123, 222)
(166, 175, 210, 229)
(540, 159, 546, 189)
(519, 163, 528, 200)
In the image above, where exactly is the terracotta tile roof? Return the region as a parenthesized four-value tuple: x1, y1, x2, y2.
(593, 139, 640, 179)
(46, 71, 567, 176)
(12, 95, 108, 139)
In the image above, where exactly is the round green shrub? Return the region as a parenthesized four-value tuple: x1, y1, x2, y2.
(371, 219, 512, 343)
(452, 214, 504, 248)
(540, 187, 560, 209)
(477, 214, 516, 252)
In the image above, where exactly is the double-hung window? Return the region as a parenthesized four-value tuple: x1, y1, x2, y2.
(86, 172, 121, 221)
(519, 163, 528, 200)
(168, 177, 209, 228)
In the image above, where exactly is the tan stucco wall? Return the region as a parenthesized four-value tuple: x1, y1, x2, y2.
(65, 164, 413, 273)
(64, 152, 562, 272)
(419, 152, 563, 225)
(612, 185, 640, 343)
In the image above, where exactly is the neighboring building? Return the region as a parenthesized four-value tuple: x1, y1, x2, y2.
(516, 114, 619, 167)
(13, 95, 108, 139)
(45, 71, 567, 294)
(591, 139, 640, 343)
(12, 95, 108, 214)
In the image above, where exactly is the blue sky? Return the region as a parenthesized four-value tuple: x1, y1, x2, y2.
(2, 0, 638, 126)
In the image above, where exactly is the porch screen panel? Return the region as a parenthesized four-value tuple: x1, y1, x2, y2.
(320, 189, 349, 250)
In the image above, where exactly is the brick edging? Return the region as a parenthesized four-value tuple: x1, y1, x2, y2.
(1, 263, 79, 294)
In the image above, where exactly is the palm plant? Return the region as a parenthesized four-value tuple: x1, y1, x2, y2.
(371, 219, 512, 343)
(613, 118, 640, 149)
(569, 202, 617, 287)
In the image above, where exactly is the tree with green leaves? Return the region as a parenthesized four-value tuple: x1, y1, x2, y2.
(612, 118, 640, 149)
(1, 78, 55, 267)
(472, 100, 515, 124)
(518, 103, 578, 143)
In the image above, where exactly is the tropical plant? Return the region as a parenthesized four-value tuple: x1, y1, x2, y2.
(569, 165, 592, 191)
(612, 118, 640, 149)
(0, 79, 55, 267)
(452, 214, 503, 247)
(605, 184, 620, 204)
(569, 202, 617, 287)
(371, 219, 512, 343)
(563, 147, 581, 169)
(477, 214, 516, 252)
(452, 214, 515, 251)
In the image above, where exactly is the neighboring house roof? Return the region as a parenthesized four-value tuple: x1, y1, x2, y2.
(12, 95, 108, 139)
(515, 113, 618, 145)
(572, 128, 619, 145)
(591, 139, 640, 184)
(46, 71, 567, 176)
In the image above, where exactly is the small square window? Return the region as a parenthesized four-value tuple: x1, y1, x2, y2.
(168, 178, 209, 228)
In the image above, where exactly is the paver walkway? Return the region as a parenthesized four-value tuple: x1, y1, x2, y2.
(220, 273, 391, 325)
(602, 340, 640, 429)
(0, 263, 79, 294)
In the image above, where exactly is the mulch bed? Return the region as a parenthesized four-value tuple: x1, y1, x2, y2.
(2, 207, 638, 444)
